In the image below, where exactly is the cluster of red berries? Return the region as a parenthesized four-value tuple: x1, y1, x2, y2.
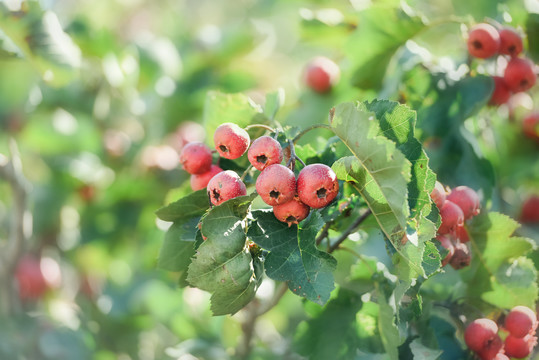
(466, 23, 537, 106)
(464, 306, 538, 359)
(430, 182, 481, 269)
(179, 123, 339, 225)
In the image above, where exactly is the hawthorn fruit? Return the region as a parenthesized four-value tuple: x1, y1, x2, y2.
(505, 305, 538, 338)
(214, 123, 250, 159)
(273, 195, 310, 226)
(179, 142, 213, 174)
(467, 23, 500, 59)
(498, 27, 523, 57)
(522, 112, 539, 142)
(449, 242, 471, 270)
(464, 318, 500, 352)
(446, 186, 481, 220)
(297, 164, 339, 209)
(520, 195, 539, 224)
(247, 136, 283, 171)
(504, 334, 537, 359)
(438, 200, 464, 234)
(190, 164, 223, 191)
(503, 57, 537, 93)
(207, 170, 247, 206)
(256, 164, 296, 206)
(489, 76, 511, 106)
(15, 255, 48, 301)
(430, 181, 447, 209)
(436, 234, 455, 266)
(304, 56, 340, 93)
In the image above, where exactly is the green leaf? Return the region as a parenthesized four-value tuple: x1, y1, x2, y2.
(0, 4, 81, 86)
(203, 91, 266, 139)
(248, 211, 337, 305)
(155, 190, 209, 222)
(466, 212, 538, 309)
(294, 288, 363, 360)
(330, 102, 423, 275)
(361, 100, 438, 280)
(527, 14, 539, 62)
(186, 194, 261, 316)
(346, 6, 426, 90)
(263, 89, 284, 120)
(157, 218, 199, 272)
(378, 285, 401, 360)
(409, 339, 442, 360)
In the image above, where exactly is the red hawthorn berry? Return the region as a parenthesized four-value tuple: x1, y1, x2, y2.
(15, 255, 48, 301)
(179, 142, 213, 174)
(504, 334, 537, 359)
(447, 186, 481, 220)
(297, 164, 339, 209)
(476, 334, 503, 360)
(247, 136, 283, 171)
(438, 200, 464, 235)
(207, 170, 247, 206)
(256, 164, 296, 206)
(467, 23, 501, 59)
(190, 165, 223, 191)
(214, 123, 250, 159)
(430, 181, 447, 209)
(503, 57, 537, 93)
(456, 225, 470, 243)
(304, 56, 340, 93)
(505, 306, 538, 338)
(449, 242, 471, 270)
(522, 112, 539, 142)
(499, 27, 523, 57)
(520, 195, 539, 224)
(464, 318, 500, 352)
(273, 195, 310, 226)
(489, 76, 512, 106)
(436, 234, 455, 266)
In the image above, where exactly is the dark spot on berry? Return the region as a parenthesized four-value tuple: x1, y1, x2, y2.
(270, 190, 280, 199)
(472, 40, 482, 49)
(508, 45, 516, 53)
(286, 215, 296, 223)
(219, 145, 228, 153)
(212, 188, 221, 201)
(256, 154, 267, 164)
(520, 79, 529, 89)
(317, 188, 327, 199)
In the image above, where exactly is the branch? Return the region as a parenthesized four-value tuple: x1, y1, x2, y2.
(0, 139, 31, 272)
(328, 209, 372, 253)
(292, 124, 332, 144)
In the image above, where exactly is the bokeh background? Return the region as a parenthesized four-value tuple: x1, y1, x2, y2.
(0, 0, 538, 359)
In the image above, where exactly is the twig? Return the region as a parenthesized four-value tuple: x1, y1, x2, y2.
(328, 209, 372, 253)
(257, 282, 288, 317)
(244, 124, 275, 132)
(315, 221, 333, 245)
(0, 139, 31, 315)
(292, 124, 332, 144)
(240, 164, 253, 181)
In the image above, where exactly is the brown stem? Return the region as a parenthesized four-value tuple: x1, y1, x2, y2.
(328, 209, 372, 253)
(0, 139, 31, 315)
(315, 221, 333, 245)
(244, 124, 275, 132)
(292, 124, 332, 144)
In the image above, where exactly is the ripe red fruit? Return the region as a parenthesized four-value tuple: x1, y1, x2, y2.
(256, 164, 296, 206)
(464, 318, 499, 352)
(520, 195, 539, 224)
(247, 136, 283, 171)
(214, 123, 250, 159)
(430, 181, 447, 209)
(304, 57, 340, 93)
(179, 142, 213, 174)
(522, 112, 539, 142)
(207, 170, 247, 206)
(438, 200, 464, 235)
(504, 334, 537, 358)
(499, 27, 523, 57)
(297, 164, 339, 209)
(447, 186, 481, 220)
(436, 234, 455, 266)
(450, 242, 471, 269)
(190, 165, 223, 191)
(505, 306, 538, 338)
(503, 57, 537, 93)
(457, 225, 470, 243)
(467, 23, 501, 59)
(489, 76, 512, 106)
(273, 196, 310, 226)
(476, 334, 503, 360)
(15, 255, 48, 301)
